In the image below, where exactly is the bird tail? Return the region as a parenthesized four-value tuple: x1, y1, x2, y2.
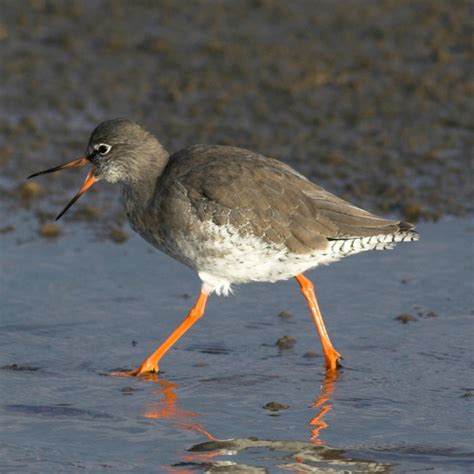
(395, 221, 420, 243)
(327, 221, 419, 256)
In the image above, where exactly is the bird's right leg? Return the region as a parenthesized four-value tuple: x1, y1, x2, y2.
(295, 274, 342, 371)
(112, 290, 209, 377)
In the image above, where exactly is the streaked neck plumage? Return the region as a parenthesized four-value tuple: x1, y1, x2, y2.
(121, 142, 169, 229)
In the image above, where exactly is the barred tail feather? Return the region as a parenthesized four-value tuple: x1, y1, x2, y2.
(328, 224, 419, 257)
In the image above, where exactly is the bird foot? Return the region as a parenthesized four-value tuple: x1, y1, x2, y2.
(110, 360, 160, 377)
(324, 348, 343, 371)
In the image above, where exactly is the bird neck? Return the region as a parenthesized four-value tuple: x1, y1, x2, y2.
(120, 148, 169, 220)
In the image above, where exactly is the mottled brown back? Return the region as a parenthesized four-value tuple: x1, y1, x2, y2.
(156, 145, 415, 254)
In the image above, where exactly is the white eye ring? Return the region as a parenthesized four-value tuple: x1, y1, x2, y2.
(96, 143, 111, 155)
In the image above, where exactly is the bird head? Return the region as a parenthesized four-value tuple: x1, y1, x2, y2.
(28, 118, 165, 220)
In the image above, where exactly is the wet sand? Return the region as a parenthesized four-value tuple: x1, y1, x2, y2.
(1, 0, 472, 228)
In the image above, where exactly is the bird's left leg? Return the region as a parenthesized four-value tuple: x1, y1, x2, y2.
(112, 290, 209, 377)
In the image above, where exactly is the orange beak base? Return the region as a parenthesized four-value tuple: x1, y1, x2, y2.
(55, 168, 97, 220)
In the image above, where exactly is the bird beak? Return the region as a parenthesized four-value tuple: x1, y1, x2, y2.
(28, 157, 98, 220)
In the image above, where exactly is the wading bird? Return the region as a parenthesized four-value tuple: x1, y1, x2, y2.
(29, 119, 418, 375)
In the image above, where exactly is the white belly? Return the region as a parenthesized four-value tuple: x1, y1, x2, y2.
(149, 220, 411, 296)
(156, 221, 338, 295)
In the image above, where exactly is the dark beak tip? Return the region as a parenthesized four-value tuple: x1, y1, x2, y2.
(26, 157, 90, 182)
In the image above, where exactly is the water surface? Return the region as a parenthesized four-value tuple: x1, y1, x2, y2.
(1, 216, 473, 472)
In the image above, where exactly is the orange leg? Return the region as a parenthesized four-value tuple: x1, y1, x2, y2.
(295, 274, 342, 371)
(112, 291, 209, 377)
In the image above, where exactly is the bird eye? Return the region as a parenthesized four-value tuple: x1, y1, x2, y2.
(96, 144, 111, 155)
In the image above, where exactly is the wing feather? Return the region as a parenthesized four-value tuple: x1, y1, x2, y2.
(165, 145, 415, 253)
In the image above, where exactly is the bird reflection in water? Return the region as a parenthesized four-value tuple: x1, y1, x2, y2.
(141, 372, 342, 472)
(308, 370, 339, 446)
(141, 376, 223, 472)
(142, 377, 198, 421)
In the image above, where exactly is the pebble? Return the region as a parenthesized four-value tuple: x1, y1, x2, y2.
(39, 223, 61, 238)
(395, 313, 417, 324)
(19, 181, 43, 199)
(0, 225, 15, 234)
(109, 228, 128, 243)
(263, 401, 289, 411)
(75, 206, 102, 220)
(277, 310, 293, 320)
(276, 335, 296, 349)
(121, 387, 137, 395)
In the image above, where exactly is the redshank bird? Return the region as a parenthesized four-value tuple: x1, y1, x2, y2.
(28, 118, 419, 375)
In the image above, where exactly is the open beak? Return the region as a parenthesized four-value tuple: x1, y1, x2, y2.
(28, 157, 97, 221)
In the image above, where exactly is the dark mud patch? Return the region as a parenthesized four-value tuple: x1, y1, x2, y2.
(120, 386, 140, 396)
(1, 0, 472, 243)
(2, 364, 40, 372)
(186, 343, 233, 355)
(6, 404, 113, 420)
(200, 374, 280, 386)
(303, 351, 320, 359)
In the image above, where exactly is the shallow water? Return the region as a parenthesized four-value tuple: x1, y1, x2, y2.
(1, 215, 473, 472)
